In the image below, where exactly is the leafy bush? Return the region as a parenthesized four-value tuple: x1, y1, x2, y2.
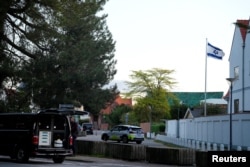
(151, 122, 165, 134)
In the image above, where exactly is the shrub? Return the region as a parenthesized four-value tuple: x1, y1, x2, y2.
(151, 123, 165, 134)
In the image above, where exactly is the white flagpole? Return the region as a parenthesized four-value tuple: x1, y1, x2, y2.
(204, 39, 207, 116)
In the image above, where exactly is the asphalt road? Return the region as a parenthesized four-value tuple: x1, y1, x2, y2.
(0, 130, 192, 166)
(0, 155, 176, 167)
(77, 130, 167, 148)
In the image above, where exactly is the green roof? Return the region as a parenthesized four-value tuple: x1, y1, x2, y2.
(171, 92, 224, 107)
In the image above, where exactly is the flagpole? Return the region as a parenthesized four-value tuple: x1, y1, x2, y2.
(205, 41, 224, 117)
(204, 38, 207, 116)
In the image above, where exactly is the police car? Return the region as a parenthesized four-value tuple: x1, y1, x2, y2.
(101, 125, 144, 144)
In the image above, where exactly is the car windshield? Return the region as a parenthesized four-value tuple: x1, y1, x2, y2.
(83, 123, 92, 128)
(129, 127, 142, 133)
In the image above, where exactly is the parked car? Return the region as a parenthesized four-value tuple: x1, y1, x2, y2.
(0, 108, 87, 163)
(78, 124, 83, 132)
(101, 125, 144, 144)
(82, 123, 93, 135)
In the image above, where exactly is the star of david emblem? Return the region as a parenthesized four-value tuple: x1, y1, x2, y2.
(213, 50, 218, 55)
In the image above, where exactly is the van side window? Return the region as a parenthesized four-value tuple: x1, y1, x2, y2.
(16, 116, 34, 129)
(0, 116, 13, 129)
(16, 123, 25, 129)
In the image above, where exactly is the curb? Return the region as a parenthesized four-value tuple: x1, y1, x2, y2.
(65, 155, 125, 163)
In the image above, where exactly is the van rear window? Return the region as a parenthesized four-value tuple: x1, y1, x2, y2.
(38, 115, 66, 130)
(38, 116, 51, 130)
(53, 115, 66, 130)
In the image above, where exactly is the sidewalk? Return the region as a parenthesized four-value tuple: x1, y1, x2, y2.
(66, 155, 123, 163)
(66, 155, 155, 166)
(71, 131, 194, 166)
(66, 154, 194, 167)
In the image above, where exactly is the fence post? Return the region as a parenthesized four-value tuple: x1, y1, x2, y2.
(188, 140, 192, 148)
(207, 142, 211, 151)
(213, 143, 217, 151)
(196, 141, 200, 150)
(220, 144, 224, 151)
(192, 140, 196, 149)
(201, 142, 205, 151)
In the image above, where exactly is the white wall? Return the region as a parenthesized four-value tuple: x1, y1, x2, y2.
(166, 120, 178, 137)
(165, 113, 250, 148)
(229, 26, 243, 113)
(243, 26, 250, 112)
(229, 21, 250, 113)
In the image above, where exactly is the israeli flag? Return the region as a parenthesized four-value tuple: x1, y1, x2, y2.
(207, 42, 224, 60)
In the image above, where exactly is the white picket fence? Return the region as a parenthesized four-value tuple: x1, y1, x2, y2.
(156, 113, 250, 150)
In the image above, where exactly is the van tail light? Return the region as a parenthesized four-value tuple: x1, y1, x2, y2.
(69, 136, 73, 146)
(32, 135, 39, 145)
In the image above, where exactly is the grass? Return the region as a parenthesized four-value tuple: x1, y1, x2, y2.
(154, 140, 186, 148)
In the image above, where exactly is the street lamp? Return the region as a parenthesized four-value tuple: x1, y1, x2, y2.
(148, 106, 152, 139)
(177, 101, 182, 138)
(226, 77, 235, 151)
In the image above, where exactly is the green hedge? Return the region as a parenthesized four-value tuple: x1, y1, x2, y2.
(151, 123, 165, 133)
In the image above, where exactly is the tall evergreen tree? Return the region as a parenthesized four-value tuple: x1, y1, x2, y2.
(1, 0, 119, 114)
(0, 0, 59, 87)
(0, 0, 61, 112)
(22, 0, 118, 114)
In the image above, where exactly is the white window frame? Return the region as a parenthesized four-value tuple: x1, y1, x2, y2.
(234, 66, 239, 80)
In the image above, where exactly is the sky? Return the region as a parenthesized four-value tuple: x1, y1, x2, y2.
(102, 0, 250, 94)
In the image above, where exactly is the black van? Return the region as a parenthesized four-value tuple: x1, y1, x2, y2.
(0, 108, 86, 163)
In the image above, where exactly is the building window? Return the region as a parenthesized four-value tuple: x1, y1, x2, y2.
(234, 66, 239, 80)
(234, 99, 239, 113)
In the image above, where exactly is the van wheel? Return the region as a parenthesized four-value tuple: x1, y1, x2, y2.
(16, 147, 29, 163)
(102, 134, 108, 141)
(53, 156, 65, 163)
(122, 136, 128, 143)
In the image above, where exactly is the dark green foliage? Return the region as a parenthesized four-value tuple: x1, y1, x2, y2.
(169, 103, 188, 119)
(151, 122, 165, 134)
(0, 0, 119, 114)
(203, 105, 227, 116)
(0, 88, 30, 113)
(158, 124, 166, 132)
(125, 68, 176, 122)
(104, 104, 132, 127)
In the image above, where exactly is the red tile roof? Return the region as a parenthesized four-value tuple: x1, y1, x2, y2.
(115, 96, 132, 106)
(223, 89, 229, 100)
(236, 19, 249, 42)
(100, 95, 132, 115)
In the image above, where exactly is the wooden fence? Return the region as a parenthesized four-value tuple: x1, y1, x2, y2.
(76, 140, 196, 165)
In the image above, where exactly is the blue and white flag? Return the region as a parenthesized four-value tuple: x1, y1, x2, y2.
(206, 42, 224, 60)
